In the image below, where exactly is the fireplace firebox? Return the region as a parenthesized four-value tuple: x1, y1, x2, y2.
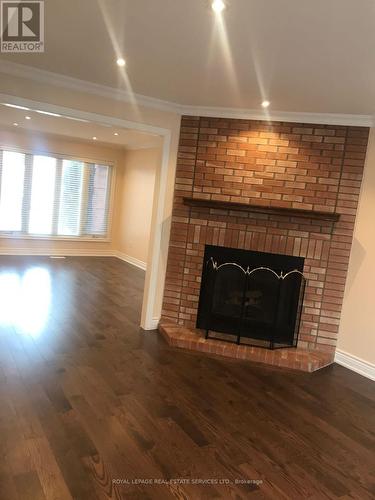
(197, 246, 306, 349)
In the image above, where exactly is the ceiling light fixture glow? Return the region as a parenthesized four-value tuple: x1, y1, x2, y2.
(114, 132, 119, 136)
(212, 0, 226, 13)
(25, 116, 31, 120)
(65, 116, 90, 123)
(116, 58, 126, 67)
(92, 136, 97, 140)
(2, 103, 30, 111)
(261, 100, 270, 108)
(35, 110, 61, 117)
(13, 123, 18, 127)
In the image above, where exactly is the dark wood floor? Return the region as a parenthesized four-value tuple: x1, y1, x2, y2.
(0, 256, 374, 499)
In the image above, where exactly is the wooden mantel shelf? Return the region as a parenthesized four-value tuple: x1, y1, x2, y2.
(183, 197, 340, 222)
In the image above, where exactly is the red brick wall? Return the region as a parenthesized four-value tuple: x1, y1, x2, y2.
(161, 116, 369, 352)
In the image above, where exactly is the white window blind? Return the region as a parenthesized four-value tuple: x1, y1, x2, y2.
(0, 149, 113, 239)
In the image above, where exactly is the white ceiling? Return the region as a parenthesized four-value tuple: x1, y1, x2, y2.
(0, 0, 374, 115)
(0, 104, 162, 149)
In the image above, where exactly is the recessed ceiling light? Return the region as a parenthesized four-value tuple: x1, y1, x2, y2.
(25, 116, 31, 120)
(114, 132, 119, 136)
(92, 136, 97, 140)
(261, 100, 270, 108)
(212, 0, 226, 13)
(13, 122, 18, 127)
(116, 58, 126, 67)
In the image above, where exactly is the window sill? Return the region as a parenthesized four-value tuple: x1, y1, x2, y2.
(0, 234, 111, 243)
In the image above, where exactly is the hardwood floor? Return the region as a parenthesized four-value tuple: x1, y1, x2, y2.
(0, 256, 374, 499)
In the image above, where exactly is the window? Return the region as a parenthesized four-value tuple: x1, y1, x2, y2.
(29, 156, 57, 235)
(58, 160, 84, 236)
(0, 149, 113, 239)
(0, 151, 25, 231)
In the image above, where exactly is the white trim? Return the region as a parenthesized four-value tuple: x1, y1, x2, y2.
(335, 349, 375, 381)
(0, 248, 151, 270)
(0, 93, 168, 136)
(114, 250, 147, 271)
(183, 107, 374, 127)
(0, 61, 373, 127)
(144, 317, 160, 331)
(0, 60, 179, 114)
(0, 248, 113, 257)
(140, 131, 172, 330)
(0, 249, 149, 269)
(0, 234, 110, 242)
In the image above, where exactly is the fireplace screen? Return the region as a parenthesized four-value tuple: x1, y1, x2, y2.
(197, 246, 306, 349)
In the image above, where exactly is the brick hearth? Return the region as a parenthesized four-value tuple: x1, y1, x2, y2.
(160, 323, 334, 372)
(160, 116, 369, 370)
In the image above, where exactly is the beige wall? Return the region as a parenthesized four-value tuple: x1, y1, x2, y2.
(0, 127, 126, 254)
(338, 128, 375, 365)
(114, 148, 160, 266)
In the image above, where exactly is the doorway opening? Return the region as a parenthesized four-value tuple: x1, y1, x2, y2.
(0, 96, 171, 331)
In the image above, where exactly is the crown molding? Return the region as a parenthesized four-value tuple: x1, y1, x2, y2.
(0, 92, 170, 137)
(0, 60, 373, 127)
(0, 60, 179, 114)
(181, 106, 374, 127)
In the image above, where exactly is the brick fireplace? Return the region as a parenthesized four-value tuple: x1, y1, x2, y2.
(159, 116, 369, 371)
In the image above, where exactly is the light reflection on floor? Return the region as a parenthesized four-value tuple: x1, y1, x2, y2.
(0, 267, 51, 337)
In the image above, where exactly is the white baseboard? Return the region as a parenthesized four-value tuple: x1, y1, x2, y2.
(113, 251, 147, 271)
(0, 249, 148, 271)
(335, 350, 375, 381)
(143, 316, 160, 330)
(0, 248, 113, 257)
